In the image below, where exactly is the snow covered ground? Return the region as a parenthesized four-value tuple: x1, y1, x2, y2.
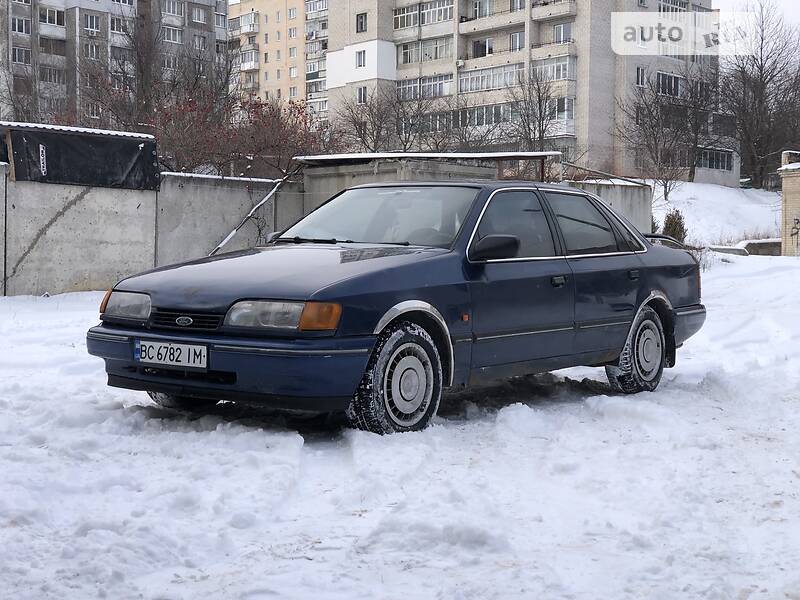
(1, 256, 799, 600)
(651, 182, 782, 246)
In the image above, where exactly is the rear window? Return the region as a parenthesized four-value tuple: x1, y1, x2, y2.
(545, 192, 620, 255)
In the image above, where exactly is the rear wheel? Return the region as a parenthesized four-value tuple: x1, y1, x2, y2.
(347, 321, 443, 434)
(606, 306, 666, 394)
(147, 392, 219, 411)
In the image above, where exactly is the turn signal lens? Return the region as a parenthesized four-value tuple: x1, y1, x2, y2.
(99, 289, 112, 314)
(299, 302, 342, 331)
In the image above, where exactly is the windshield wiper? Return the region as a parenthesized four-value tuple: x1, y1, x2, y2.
(274, 236, 355, 244)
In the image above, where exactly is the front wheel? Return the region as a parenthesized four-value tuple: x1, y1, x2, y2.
(606, 306, 666, 394)
(347, 321, 443, 434)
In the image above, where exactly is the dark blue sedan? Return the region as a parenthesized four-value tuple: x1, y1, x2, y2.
(87, 182, 706, 433)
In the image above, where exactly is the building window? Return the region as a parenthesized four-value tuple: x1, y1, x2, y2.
(393, 5, 418, 30)
(12, 47, 32, 64)
(276, 49, 281, 60)
(510, 0, 525, 10)
(264, 33, 269, 43)
(163, 54, 178, 69)
(12, 0, 32, 4)
(276, 10, 281, 22)
(289, 86, 298, 98)
(193, 34, 206, 51)
(399, 37, 452, 64)
(289, 47, 297, 58)
(85, 14, 100, 31)
(697, 149, 733, 171)
(397, 74, 453, 100)
(421, 0, 454, 24)
(40, 37, 67, 56)
(356, 12, 367, 33)
(356, 50, 366, 67)
(459, 63, 524, 93)
(472, 38, 493, 58)
(636, 66, 647, 87)
(357, 86, 367, 104)
(289, 66, 297, 78)
(87, 102, 101, 119)
(277, 68, 281, 79)
(215, 13, 226, 27)
(12, 17, 32, 35)
(289, 27, 297, 38)
(39, 8, 65, 26)
(111, 0, 133, 5)
(110, 17, 128, 33)
(553, 23, 572, 44)
(532, 55, 574, 81)
(192, 7, 207, 23)
(657, 71, 683, 96)
(277, 30, 281, 41)
(83, 42, 100, 60)
(39, 66, 67, 84)
(248, 34, 256, 44)
(510, 31, 524, 52)
(163, 26, 183, 44)
(288, 7, 297, 19)
(549, 97, 575, 121)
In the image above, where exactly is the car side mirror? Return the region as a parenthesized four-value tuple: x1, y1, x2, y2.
(469, 234, 520, 262)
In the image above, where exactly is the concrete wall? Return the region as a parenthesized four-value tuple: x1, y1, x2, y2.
(303, 159, 496, 211)
(1, 166, 301, 296)
(568, 181, 653, 233)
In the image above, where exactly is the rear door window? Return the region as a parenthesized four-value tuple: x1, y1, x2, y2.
(545, 192, 620, 255)
(475, 190, 556, 258)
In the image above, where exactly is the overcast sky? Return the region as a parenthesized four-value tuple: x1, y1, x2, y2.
(713, 0, 799, 24)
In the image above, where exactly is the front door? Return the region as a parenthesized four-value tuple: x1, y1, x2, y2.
(542, 190, 644, 355)
(467, 189, 575, 368)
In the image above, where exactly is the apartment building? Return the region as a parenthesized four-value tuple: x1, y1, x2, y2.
(1, 0, 227, 124)
(304, 0, 328, 118)
(326, 0, 740, 187)
(228, 0, 306, 103)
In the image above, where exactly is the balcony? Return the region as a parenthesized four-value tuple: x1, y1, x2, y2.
(241, 19, 259, 34)
(548, 119, 576, 137)
(458, 6, 526, 35)
(239, 60, 259, 71)
(530, 39, 577, 60)
(241, 79, 260, 91)
(461, 47, 525, 63)
(531, 0, 577, 21)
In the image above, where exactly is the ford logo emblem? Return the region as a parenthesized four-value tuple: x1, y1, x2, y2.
(175, 316, 193, 327)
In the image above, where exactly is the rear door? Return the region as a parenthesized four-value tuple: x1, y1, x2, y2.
(467, 189, 574, 368)
(542, 191, 644, 355)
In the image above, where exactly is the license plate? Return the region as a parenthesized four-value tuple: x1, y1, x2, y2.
(135, 339, 207, 370)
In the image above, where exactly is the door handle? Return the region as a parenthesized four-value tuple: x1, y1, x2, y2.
(551, 275, 567, 288)
(628, 270, 640, 281)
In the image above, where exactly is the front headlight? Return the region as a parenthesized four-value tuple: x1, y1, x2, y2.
(102, 291, 151, 320)
(224, 301, 342, 331)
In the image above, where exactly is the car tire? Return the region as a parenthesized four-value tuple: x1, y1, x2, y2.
(147, 392, 219, 411)
(606, 306, 666, 394)
(347, 321, 443, 434)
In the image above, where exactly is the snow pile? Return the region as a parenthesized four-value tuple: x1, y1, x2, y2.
(652, 182, 782, 245)
(2, 257, 800, 599)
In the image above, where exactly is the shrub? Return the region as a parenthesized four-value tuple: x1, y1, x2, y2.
(662, 208, 688, 243)
(651, 216, 660, 234)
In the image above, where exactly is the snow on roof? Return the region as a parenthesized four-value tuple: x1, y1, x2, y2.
(0, 121, 155, 140)
(570, 177, 648, 187)
(161, 171, 281, 183)
(294, 151, 562, 165)
(779, 162, 800, 172)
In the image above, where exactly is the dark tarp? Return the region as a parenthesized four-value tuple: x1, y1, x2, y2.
(6, 129, 159, 190)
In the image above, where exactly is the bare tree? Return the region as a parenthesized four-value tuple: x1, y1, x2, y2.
(616, 76, 686, 202)
(505, 69, 558, 152)
(720, 0, 800, 188)
(334, 86, 398, 152)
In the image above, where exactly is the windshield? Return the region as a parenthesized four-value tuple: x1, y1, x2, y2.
(279, 186, 478, 248)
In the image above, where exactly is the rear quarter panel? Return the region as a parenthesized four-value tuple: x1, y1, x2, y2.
(639, 244, 702, 308)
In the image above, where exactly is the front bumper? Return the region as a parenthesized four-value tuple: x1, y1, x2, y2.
(674, 304, 707, 346)
(86, 325, 376, 412)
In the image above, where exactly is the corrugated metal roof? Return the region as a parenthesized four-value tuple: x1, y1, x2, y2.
(0, 121, 155, 140)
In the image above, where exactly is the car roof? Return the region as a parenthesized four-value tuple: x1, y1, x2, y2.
(347, 180, 583, 193)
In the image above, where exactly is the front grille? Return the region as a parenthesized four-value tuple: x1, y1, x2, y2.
(149, 310, 223, 332)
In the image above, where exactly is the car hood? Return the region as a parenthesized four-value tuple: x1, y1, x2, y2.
(116, 244, 448, 312)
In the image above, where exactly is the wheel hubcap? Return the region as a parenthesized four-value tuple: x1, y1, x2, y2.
(383, 343, 433, 427)
(634, 320, 662, 381)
